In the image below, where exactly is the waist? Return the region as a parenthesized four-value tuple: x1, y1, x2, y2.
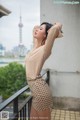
(27, 75, 42, 81)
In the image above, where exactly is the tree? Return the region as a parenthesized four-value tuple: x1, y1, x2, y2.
(0, 62, 27, 99)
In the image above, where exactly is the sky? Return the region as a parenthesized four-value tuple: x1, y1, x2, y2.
(0, 0, 40, 50)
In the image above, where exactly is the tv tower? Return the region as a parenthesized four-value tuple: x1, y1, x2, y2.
(18, 10, 24, 57)
(18, 11, 23, 45)
(12, 10, 27, 57)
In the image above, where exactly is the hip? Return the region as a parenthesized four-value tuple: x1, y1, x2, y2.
(28, 78, 52, 96)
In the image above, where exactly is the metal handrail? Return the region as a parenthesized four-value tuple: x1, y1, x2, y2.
(0, 69, 50, 120)
(0, 85, 29, 111)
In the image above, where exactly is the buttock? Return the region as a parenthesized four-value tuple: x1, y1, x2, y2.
(28, 78, 51, 96)
(28, 78, 53, 111)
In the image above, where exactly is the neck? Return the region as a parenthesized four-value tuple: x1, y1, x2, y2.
(33, 39, 42, 49)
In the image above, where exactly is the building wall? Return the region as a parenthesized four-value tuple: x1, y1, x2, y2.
(40, 0, 80, 98)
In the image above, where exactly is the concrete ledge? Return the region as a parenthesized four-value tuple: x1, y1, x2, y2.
(52, 97, 80, 111)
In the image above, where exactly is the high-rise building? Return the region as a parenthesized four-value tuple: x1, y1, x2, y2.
(0, 44, 5, 56)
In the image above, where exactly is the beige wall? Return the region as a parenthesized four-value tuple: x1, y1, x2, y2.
(40, 0, 80, 98)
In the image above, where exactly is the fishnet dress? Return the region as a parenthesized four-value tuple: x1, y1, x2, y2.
(25, 26, 58, 111)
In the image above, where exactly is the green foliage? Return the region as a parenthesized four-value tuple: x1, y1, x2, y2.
(0, 62, 27, 99)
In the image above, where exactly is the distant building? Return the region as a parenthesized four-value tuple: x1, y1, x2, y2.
(12, 45, 27, 57)
(0, 44, 5, 56)
(0, 5, 11, 18)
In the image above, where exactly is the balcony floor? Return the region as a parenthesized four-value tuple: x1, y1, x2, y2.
(51, 109, 80, 120)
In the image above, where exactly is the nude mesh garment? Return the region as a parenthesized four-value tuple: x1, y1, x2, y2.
(25, 46, 53, 111)
(25, 26, 59, 111)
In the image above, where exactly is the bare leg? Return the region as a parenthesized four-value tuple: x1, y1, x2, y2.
(38, 108, 51, 120)
(30, 106, 51, 120)
(30, 106, 39, 120)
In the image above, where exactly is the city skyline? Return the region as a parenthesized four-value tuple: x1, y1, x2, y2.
(0, 0, 40, 50)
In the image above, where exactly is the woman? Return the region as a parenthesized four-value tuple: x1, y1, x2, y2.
(25, 22, 63, 120)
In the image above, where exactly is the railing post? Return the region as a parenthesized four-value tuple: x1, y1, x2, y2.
(47, 70, 50, 85)
(28, 97, 32, 120)
(13, 97, 18, 120)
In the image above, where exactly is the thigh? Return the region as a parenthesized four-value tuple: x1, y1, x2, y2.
(30, 106, 39, 120)
(38, 108, 51, 120)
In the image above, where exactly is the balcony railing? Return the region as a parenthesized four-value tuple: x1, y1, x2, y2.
(0, 69, 50, 120)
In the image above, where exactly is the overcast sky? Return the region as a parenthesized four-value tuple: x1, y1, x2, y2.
(0, 0, 40, 50)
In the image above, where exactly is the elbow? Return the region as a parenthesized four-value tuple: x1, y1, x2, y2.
(50, 24, 60, 33)
(53, 25, 60, 32)
(51, 25, 59, 38)
(55, 26, 60, 37)
(47, 25, 60, 39)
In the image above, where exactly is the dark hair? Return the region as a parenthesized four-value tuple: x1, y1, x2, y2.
(41, 22, 53, 37)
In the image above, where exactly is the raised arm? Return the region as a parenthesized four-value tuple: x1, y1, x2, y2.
(44, 23, 63, 59)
